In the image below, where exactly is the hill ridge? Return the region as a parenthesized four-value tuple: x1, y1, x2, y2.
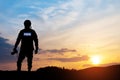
(0, 64, 120, 80)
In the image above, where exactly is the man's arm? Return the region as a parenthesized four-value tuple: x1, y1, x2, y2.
(13, 31, 22, 50)
(33, 31, 38, 54)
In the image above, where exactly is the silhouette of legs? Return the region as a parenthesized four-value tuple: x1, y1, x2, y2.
(17, 50, 33, 71)
(27, 53, 33, 72)
(17, 53, 25, 71)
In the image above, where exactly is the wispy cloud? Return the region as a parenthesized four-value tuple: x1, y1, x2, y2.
(82, 62, 120, 68)
(101, 62, 120, 67)
(39, 48, 77, 54)
(48, 55, 89, 62)
(1, 0, 120, 38)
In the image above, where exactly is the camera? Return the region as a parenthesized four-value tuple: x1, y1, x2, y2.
(11, 49, 18, 55)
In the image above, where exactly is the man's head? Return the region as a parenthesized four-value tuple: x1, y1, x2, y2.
(24, 20, 31, 29)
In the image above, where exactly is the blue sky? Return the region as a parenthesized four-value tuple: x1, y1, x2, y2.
(0, 0, 120, 70)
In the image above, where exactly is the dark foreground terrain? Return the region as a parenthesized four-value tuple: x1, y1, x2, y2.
(0, 65, 120, 80)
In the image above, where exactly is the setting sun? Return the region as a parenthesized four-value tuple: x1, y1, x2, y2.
(91, 55, 101, 65)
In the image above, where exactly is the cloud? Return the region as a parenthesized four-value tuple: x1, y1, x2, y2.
(1, 0, 120, 45)
(48, 55, 89, 62)
(0, 36, 12, 53)
(39, 48, 77, 54)
(82, 62, 120, 68)
(101, 62, 120, 67)
(0, 36, 15, 63)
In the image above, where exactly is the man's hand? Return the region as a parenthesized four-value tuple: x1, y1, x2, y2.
(11, 48, 18, 55)
(35, 49, 38, 54)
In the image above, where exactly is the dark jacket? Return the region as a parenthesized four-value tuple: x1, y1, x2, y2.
(14, 29, 38, 51)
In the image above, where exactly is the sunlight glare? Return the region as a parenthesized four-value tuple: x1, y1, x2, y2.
(91, 55, 101, 65)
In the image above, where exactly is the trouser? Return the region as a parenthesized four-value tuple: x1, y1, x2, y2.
(17, 50, 33, 71)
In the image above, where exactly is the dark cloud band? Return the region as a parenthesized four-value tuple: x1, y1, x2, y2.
(39, 48, 77, 54)
(48, 55, 89, 62)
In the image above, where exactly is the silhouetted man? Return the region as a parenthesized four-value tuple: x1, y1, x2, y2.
(12, 20, 38, 71)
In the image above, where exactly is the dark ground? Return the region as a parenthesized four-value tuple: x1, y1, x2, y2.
(0, 65, 120, 80)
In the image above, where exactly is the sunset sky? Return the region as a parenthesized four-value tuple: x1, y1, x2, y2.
(0, 0, 120, 71)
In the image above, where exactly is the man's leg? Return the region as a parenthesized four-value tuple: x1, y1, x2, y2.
(17, 53, 25, 71)
(27, 53, 33, 72)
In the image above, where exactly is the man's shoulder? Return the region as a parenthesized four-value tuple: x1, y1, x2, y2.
(20, 29, 25, 32)
(19, 29, 24, 33)
(30, 29, 36, 32)
(29, 29, 36, 34)
(20, 29, 35, 32)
